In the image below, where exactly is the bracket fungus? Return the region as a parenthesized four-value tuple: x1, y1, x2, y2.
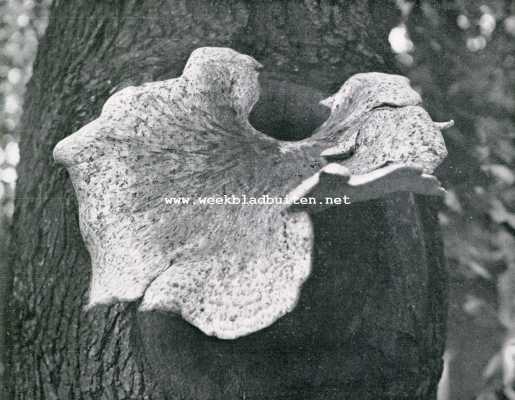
(53, 47, 449, 340)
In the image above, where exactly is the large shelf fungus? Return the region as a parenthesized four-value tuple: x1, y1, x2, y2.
(53, 47, 450, 340)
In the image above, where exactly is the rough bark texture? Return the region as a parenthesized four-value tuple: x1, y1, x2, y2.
(5, 1, 447, 400)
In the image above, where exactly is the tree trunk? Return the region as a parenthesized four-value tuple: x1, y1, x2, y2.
(5, 1, 447, 399)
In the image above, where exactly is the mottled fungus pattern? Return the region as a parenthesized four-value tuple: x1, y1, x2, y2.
(53, 47, 449, 339)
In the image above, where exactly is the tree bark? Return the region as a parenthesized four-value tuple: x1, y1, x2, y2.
(5, 1, 447, 399)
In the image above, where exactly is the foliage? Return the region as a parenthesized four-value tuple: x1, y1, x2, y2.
(396, 0, 515, 398)
(0, 0, 49, 227)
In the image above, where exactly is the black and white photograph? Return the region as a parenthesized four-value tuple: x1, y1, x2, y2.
(1, 1, 515, 399)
